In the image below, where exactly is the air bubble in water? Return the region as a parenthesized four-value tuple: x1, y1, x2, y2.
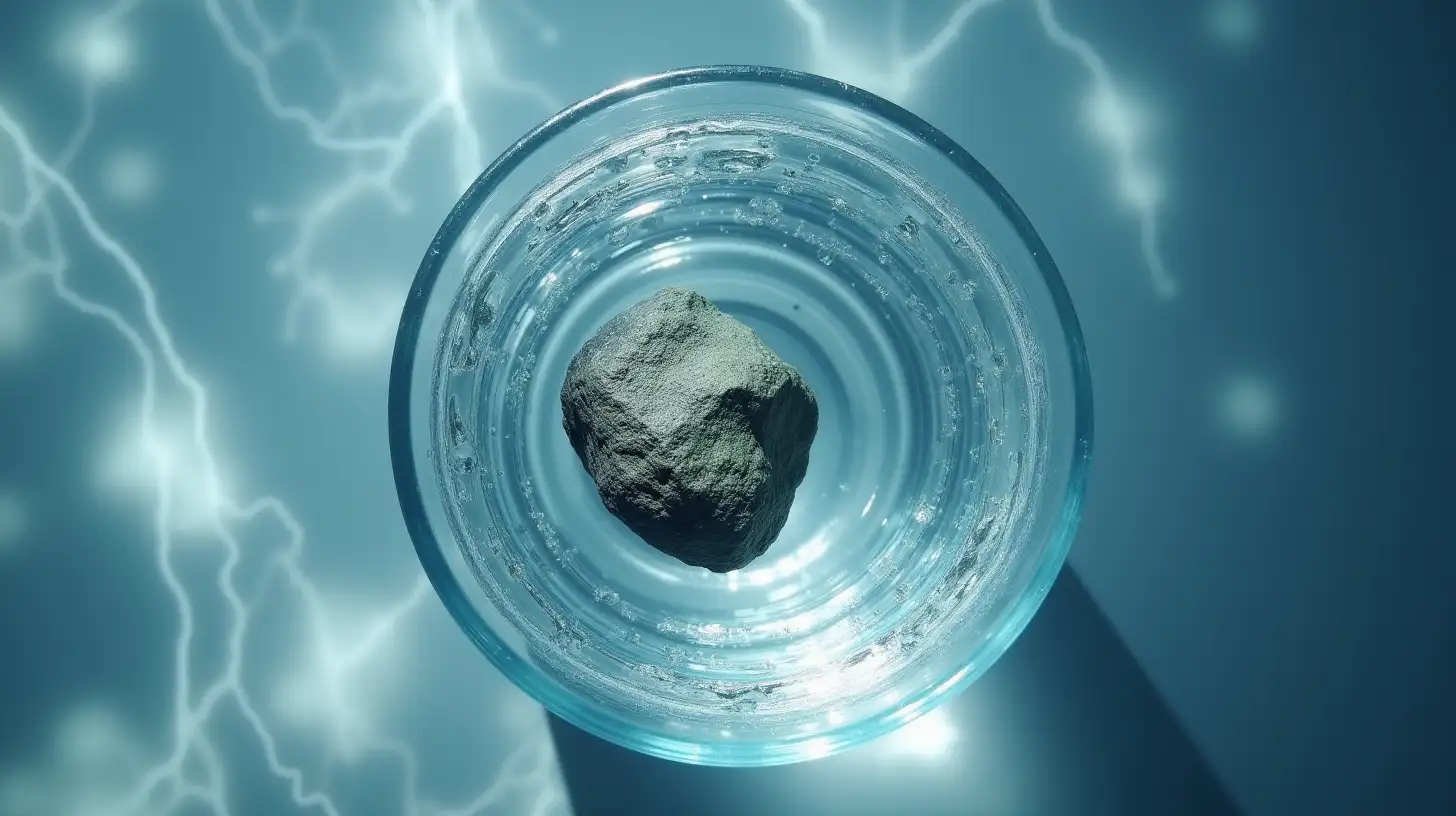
(447, 396, 468, 447)
(699, 149, 772, 174)
(749, 196, 781, 215)
(451, 452, 477, 475)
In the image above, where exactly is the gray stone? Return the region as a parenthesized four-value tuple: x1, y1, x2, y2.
(561, 287, 818, 573)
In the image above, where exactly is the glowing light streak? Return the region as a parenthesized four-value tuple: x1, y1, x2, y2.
(0, 2, 567, 813)
(785, 0, 1178, 297)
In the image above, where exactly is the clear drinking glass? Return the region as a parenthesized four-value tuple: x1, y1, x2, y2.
(389, 66, 1092, 766)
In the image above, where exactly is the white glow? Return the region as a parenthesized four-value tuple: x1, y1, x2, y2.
(784, 0, 1005, 104)
(272, 579, 429, 762)
(101, 148, 158, 204)
(744, 530, 829, 585)
(317, 285, 406, 363)
(1120, 167, 1164, 209)
(0, 286, 33, 355)
(1028, 0, 1176, 297)
(808, 46, 915, 104)
(877, 708, 958, 759)
(1208, 0, 1263, 48)
(286, 277, 406, 364)
(1087, 86, 1148, 149)
(239, 0, 555, 366)
(59, 15, 134, 84)
(786, 0, 1177, 297)
(97, 407, 228, 535)
(0, 703, 150, 816)
(624, 200, 664, 220)
(802, 737, 835, 760)
(1222, 376, 1279, 439)
(767, 583, 799, 602)
(54, 704, 129, 769)
(934, 664, 973, 695)
(647, 242, 685, 270)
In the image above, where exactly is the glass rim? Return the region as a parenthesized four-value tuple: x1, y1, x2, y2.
(388, 64, 1094, 766)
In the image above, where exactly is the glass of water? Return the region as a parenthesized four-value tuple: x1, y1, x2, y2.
(389, 65, 1092, 766)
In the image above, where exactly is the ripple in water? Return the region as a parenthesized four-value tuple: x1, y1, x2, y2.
(432, 114, 1049, 740)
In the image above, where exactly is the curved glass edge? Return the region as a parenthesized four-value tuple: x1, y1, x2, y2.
(388, 64, 1094, 766)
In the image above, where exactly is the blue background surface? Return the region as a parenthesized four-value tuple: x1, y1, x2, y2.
(1, 1, 1450, 814)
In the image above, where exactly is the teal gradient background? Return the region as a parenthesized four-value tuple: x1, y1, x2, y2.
(1, 1, 1449, 814)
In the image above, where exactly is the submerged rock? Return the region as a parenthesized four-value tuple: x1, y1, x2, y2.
(561, 287, 818, 572)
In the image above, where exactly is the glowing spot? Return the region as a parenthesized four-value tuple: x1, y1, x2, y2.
(0, 702, 151, 816)
(744, 530, 829, 584)
(97, 407, 229, 535)
(784, 0, 1005, 104)
(59, 14, 134, 84)
(877, 708, 958, 759)
(1030, 0, 1177, 298)
(269, 583, 426, 760)
(1221, 376, 1278, 438)
(0, 491, 26, 553)
(802, 737, 835, 760)
(1086, 86, 1149, 150)
(787, 0, 1177, 297)
(101, 148, 158, 204)
(292, 278, 407, 364)
(55, 704, 130, 769)
(1120, 167, 1164, 209)
(1208, 0, 1263, 48)
(0, 283, 35, 355)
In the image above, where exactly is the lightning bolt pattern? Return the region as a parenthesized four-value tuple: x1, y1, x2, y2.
(787, 0, 1175, 297)
(0, 0, 1188, 813)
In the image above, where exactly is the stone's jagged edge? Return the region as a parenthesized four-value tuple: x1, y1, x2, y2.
(784, 0, 1176, 298)
(560, 287, 818, 574)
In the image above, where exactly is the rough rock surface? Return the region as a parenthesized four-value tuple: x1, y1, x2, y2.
(561, 287, 818, 573)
